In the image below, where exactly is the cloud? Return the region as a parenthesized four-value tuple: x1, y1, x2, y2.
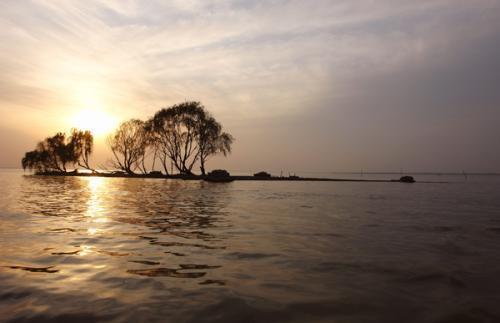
(0, 0, 499, 171)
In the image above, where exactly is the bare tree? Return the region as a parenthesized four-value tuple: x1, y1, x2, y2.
(136, 125, 155, 174)
(107, 119, 147, 174)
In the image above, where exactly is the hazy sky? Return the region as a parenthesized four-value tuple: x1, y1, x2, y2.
(1, 0, 499, 173)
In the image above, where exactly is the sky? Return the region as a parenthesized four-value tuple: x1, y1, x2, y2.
(1, 0, 499, 173)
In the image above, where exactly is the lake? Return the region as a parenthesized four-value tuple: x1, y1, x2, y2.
(1, 169, 500, 322)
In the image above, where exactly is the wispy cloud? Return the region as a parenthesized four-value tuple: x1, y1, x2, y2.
(1, 0, 499, 171)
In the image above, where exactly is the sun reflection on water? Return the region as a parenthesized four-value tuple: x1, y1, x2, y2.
(83, 177, 108, 223)
(78, 245, 93, 256)
(87, 227, 101, 235)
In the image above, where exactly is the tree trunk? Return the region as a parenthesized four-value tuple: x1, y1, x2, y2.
(200, 159, 206, 175)
(151, 149, 157, 171)
(161, 154, 169, 176)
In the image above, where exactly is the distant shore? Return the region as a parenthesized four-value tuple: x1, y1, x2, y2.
(29, 171, 435, 183)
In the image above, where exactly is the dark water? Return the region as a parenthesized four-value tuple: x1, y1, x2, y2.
(1, 170, 500, 322)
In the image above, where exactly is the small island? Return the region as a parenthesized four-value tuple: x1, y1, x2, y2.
(21, 101, 416, 184)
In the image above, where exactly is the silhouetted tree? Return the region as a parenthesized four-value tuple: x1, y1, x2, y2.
(46, 133, 74, 172)
(22, 150, 50, 173)
(136, 124, 155, 174)
(70, 129, 94, 171)
(145, 119, 170, 175)
(107, 119, 147, 174)
(197, 116, 234, 175)
(147, 101, 234, 175)
(22, 131, 91, 173)
(22, 102, 234, 176)
(149, 102, 206, 175)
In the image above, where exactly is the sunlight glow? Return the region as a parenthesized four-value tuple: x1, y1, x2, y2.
(87, 227, 101, 235)
(78, 245, 93, 256)
(84, 177, 108, 223)
(71, 109, 118, 137)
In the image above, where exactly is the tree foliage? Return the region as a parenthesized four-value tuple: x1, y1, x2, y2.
(22, 130, 94, 173)
(148, 101, 233, 175)
(149, 102, 203, 174)
(70, 129, 94, 171)
(22, 101, 233, 176)
(197, 115, 234, 175)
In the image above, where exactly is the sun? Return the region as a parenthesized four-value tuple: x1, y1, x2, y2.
(71, 109, 118, 137)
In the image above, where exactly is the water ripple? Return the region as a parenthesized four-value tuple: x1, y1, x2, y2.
(1, 172, 500, 322)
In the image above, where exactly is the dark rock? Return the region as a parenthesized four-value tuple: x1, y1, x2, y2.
(205, 169, 233, 182)
(254, 171, 271, 178)
(399, 176, 415, 183)
(208, 169, 230, 177)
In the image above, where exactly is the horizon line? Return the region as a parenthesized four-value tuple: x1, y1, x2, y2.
(1, 167, 499, 176)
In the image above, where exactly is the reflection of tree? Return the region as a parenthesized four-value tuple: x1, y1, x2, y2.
(15, 175, 233, 286)
(19, 176, 90, 218)
(18, 175, 232, 261)
(109, 180, 231, 246)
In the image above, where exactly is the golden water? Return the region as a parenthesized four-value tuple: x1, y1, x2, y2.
(1, 170, 500, 322)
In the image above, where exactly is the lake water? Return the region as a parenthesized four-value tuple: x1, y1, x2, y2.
(1, 170, 500, 322)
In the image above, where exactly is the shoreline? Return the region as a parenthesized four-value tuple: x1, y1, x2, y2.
(28, 171, 443, 183)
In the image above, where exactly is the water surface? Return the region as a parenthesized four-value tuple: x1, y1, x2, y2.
(1, 170, 500, 322)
